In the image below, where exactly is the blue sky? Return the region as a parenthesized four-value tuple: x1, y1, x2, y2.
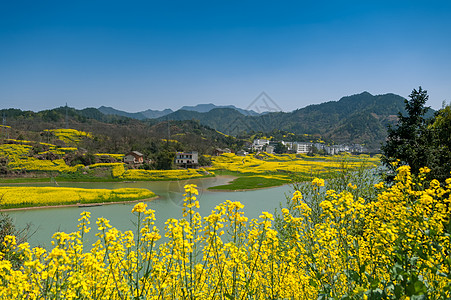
(1, 0, 450, 112)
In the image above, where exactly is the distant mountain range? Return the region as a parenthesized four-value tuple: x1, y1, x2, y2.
(98, 106, 173, 120)
(98, 103, 260, 120)
(93, 92, 422, 150)
(155, 92, 412, 150)
(2, 91, 433, 152)
(179, 104, 260, 116)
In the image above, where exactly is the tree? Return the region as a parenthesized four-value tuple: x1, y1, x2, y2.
(426, 104, 451, 183)
(155, 150, 175, 170)
(381, 87, 431, 180)
(381, 87, 451, 185)
(274, 142, 288, 154)
(198, 155, 212, 167)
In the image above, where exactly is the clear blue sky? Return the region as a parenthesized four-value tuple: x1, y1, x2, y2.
(1, 0, 450, 112)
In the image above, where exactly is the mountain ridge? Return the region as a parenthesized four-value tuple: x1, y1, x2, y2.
(1, 91, 434, 152)
(158, 92, 415, 150)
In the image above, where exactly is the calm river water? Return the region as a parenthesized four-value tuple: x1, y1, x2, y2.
(6, 176, 294, 248)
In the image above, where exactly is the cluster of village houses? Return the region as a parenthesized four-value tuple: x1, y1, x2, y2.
(250, 139, 368, 155)
(121, 139, 367, 169)
(122, 150, 199, 168)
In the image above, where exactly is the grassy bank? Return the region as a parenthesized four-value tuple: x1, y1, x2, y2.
(208, 175, 290, 190)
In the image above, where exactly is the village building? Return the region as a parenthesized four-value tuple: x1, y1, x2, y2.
(265, 145, 275, 154)
(252, 139, 269, 152)
(236, 150, 248, 156)
(123, 151, 144, 164)
(175, 151, 198, 168)
(293, 142, 312, 154)
(213, 148, 232, 156)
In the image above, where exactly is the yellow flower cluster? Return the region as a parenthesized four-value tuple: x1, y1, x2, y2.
(0, 187, 155, 209)
(1, 171, 450, 298)
(119, 168, 212, 181)
(8, 157, 83, 173)
(94, 153, 125, 160)
(89, 162, 125, 169)
(211, 153, 378, 181)
(44, 129, 93, 145)
(1, 141, 82, 173)
(0, 143, 32, 158)
(160, 139, 179, 143)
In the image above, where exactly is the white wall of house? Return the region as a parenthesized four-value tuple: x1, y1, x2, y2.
(124, 154, 136, 163)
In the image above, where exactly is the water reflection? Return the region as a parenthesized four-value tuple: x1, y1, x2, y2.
(6, 176, 293, 248)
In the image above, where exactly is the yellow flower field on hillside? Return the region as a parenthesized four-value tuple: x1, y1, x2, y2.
(44, 129, 93, 145)
(0, 186, 155, 209)
(1, 140, 378, 183)
(119, 168, 214, 181)
(94, 153, 125, 160)
(8, 157, 83, 173)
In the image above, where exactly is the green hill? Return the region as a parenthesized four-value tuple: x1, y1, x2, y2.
(158, 92, 412, 150)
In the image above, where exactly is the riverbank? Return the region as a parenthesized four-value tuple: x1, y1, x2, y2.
(207, 174, 290, 191)
(0, 171, 215, 184)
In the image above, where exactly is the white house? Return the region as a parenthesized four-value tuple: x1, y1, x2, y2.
(252, 139, 269, 151)
(175, 151, 198, 168)
(293, 142, 312, 154)
(265, 145, 275, 154)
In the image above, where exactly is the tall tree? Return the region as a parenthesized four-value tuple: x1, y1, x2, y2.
(381, 87, 431, 180)
(427, 104, 451, 183)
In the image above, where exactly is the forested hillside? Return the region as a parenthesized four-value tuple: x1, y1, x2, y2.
(159, 92, 416, 150)
(0, 107, 240, 157)
(1, 92, 427, 152)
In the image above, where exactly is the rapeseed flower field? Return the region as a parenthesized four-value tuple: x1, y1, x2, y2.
(0, 187, 156, 209)
(2, 135, 376, 185)
(210, 152, 378, 189)
(1, 167, 449, 298)
(44, 129, 93, 145)
(212, 152, 378, 174)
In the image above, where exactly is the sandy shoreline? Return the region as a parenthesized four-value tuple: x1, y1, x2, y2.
(0, 196, 159, 212)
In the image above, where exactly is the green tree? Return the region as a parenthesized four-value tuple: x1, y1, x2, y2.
(155, 150, 175, 170)
(381, 87, 451, 185)
(426, 104, 451, 183)
(198, 155, 212, 166)
(274, 142, 288, 154)
(381, 87, 431, 180)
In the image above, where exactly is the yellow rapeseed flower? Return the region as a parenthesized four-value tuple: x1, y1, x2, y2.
(132, 202, 147, 213)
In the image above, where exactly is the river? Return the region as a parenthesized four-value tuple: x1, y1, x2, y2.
(5, 176, 294, 248)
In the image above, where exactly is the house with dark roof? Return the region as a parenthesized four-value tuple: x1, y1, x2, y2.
(123, 151, 144, 164)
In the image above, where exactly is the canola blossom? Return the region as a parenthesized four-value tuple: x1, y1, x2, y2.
(0, 187, 156, 209)
(44, 129, 93, 145)
(8, 157, 83, 173)
(211, 152, 378, 179)
(94, 153, 125, 160)
(1, 167, 450, 299)
(2, 139, 375, 183)
(118, 168, 213, 181)
(0, 143, 82, 173)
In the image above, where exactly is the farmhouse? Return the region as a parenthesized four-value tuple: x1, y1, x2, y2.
(123, 151, 144, 164)
(213, 148, 231, 156)
(175, 151, 198, 168)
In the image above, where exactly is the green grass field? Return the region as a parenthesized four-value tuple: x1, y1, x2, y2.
(208, 175, 290, 191)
